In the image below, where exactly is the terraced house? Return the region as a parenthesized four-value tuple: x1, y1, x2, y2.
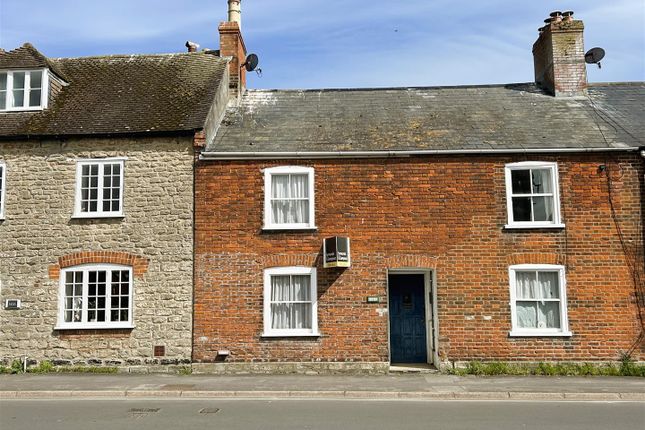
(193, 11, 644, 373)
(0, 33, 234, 369)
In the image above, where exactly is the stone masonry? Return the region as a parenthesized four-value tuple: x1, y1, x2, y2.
(0, 136, 194, 369)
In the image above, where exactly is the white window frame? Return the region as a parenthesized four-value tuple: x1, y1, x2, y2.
(262, 266, 319, 337)
(73, 158, 126, 218)
(0, 69, 49, 112)
(508, 264, 571, 337)
(55, 264, 134, 330)
(263, 166, 316, 230)
(504, 161, 564, 229)
(0, 161, 5, 219)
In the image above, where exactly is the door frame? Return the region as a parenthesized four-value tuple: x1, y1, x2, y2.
(386, 268, 438, 365)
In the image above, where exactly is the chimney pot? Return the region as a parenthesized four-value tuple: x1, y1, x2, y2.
(562, 11, 574, 22)
(228, 0, 242, 27)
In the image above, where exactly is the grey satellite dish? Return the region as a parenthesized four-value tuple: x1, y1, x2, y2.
(243, 53, 259, 72)
(585, 47, 605, 69)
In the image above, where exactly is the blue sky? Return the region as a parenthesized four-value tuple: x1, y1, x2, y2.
(1, 0, 643, 89)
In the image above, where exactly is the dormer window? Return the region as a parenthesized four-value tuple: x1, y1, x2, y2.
(0, 69, 48, 112)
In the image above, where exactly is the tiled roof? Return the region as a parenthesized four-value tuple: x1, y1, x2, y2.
(207, 82, 645, 153)
(0, 44, 228, 138)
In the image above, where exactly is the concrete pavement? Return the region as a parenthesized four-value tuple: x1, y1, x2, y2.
(1, 373, 644, 401)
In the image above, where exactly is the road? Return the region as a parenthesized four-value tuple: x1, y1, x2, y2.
(1, 398, 644, 429)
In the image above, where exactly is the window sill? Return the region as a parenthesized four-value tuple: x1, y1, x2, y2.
(55, 324, 135, 331)
(504, 223, 565, 230)
(261, 332, 321, 338)
(262, 226, 318, 232)
(509, 330, 572, 337)
(71, 214, 125, 220)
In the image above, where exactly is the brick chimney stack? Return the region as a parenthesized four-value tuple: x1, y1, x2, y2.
(219, 0, 247, 100)
(533, 11, 587, 97)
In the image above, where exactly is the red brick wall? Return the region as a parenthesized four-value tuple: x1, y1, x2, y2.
(194, 153, 644, 363)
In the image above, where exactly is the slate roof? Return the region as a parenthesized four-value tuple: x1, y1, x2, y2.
(0, 44, 228, 138)
(207, 82, 645, 153)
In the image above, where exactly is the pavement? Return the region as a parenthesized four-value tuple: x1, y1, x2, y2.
(1, 373, 645, 401)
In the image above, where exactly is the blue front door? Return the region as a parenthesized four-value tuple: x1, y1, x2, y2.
(389, 274, 427, 363)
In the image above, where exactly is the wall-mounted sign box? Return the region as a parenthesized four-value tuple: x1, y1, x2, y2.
(323, 236, 351, 268)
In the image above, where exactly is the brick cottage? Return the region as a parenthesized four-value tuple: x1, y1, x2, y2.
(193, 10, 645, 372)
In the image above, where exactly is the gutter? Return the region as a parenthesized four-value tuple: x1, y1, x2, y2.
(200, 147, 640, 160)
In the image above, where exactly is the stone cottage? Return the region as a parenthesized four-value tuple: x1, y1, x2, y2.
(193, 11, 644, 372)
(0, 32, 234, 369)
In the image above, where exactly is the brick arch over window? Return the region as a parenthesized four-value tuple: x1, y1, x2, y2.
(48, 251, 150, 280)
(385, 254, 438, 270)
(507, 253, 565, 266)
(261, 253, 318, 269)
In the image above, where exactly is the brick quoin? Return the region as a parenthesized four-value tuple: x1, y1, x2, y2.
(194, 153, 644, 364)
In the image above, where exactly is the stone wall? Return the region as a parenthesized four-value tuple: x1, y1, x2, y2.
(0, 136, 194, 368)
(194, 153, 644, 365)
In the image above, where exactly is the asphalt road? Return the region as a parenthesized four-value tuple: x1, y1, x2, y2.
(1, 398, 644, 430)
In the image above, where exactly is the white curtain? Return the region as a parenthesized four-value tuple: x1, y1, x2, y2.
(271, 174, 309, 224)
(531, 169, 554, 222)
(516, 271, 560, 329)
(531, 169, 553, 193)
(271, 275, 312, 329)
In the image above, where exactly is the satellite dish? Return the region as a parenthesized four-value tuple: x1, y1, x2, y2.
(585, 47, 605, 69)
(242, 53, 259, 72)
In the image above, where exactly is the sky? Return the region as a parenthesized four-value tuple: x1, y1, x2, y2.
(0, 0, 643, 89)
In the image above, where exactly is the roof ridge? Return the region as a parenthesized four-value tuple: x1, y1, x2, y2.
(52, 51, 220, 61)
(245, 83, 539, 93)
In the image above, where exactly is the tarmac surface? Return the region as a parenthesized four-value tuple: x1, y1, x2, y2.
(1, 373, 644, 401)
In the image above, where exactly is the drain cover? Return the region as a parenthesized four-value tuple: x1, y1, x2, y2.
(129, 408, 160, 419)
(199, 408, 220, 414)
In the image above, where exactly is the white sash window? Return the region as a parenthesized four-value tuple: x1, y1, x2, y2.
(263, 166, 315, 230)
(263, 267, 318, 337)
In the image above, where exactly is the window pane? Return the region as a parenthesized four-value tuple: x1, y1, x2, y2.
(12, 72, 25, 89)
(532, 196, 554, 222)
(271, 175, 289, 198)
(0, 91, 6, 110)
(538, 272, 559, 298)
(271, 200, 288, 224)
(512, 197, 532, 222)
(29, 89, 41, 107)
(30, 71, 42, 89)
(538, 302, 560, 328)
(290, 200, 309, 224)
(271, 275, 311, 301)
(515, 271, 537, 299)
(12, 89, 24, 107)
(0, 73, 6, 90)
(516, 302, 537, 328)
(290, 174, 308, 198)
(271, 303, 312, 329)
(532, 169, 553, 193)
(511, 169, 531, 194)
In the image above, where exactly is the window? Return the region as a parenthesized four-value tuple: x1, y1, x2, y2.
(74, 158, 125, 218)
(504, 162, 563, 228)
(263, 166, 315, 229)
(0, 69, 48, 111)
(56, 264, 133, 329)
(0, 162, 5, 219)
(508, 264, 571, 336)
(263, 267, 319, 337)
